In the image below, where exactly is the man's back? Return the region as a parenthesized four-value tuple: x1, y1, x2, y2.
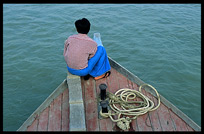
(64, 33, 97, 69)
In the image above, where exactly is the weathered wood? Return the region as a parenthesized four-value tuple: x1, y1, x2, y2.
(47, 94, 62, 131)
(169, 108, 189, 131)
(84, 77, 99, 131)
(99, 118, 113, 131)
(106, 68, 120, 131)
(132, 82, 139, 91)
(186, 124, 194, 131)
(158, 95, 200, 131)
(106, 68, 119, 94)
(61, 89, 69, 131)
(116, 70, 129, 89)
(27, 116, 38, 131)
(37, 107, 49, 131)
(85, 77, 97, 102)
(127, 79, 133, 89)
(156, 103, 175, 131)
(145, 91, 163, 131)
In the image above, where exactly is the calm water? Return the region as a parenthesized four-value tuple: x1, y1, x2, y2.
(3, 4, 201, 131)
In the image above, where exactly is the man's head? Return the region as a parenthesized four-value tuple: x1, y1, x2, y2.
(75, 18, 91, 34)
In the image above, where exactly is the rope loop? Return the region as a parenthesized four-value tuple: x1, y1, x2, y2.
(99, 83, 160, 131)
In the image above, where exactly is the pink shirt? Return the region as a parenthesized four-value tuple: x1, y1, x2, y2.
(63, 34, 97, 69)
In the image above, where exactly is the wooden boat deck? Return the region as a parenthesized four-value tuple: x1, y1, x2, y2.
(18, 59, 200, 131)
(80, 68, 195, 131)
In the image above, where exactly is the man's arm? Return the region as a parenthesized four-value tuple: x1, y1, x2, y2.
(63, 39, 69, 56)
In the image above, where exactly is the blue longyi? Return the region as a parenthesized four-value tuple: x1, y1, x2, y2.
(67, 46, 111, 77)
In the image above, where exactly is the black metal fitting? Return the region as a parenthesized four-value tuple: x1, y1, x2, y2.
(98, 83, 110, 118)
(100, 100, 108, 113)
(99, 83, 107, 100)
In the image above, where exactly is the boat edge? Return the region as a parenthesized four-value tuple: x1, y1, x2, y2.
(17, 79, 68, 131)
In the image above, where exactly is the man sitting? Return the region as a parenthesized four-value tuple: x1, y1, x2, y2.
(63, 18, 111, 80)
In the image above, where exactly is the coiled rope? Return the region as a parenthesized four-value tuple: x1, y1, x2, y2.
(99, 83, 160, 131)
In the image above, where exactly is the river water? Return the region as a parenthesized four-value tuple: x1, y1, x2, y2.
(3, 4, 201, 131)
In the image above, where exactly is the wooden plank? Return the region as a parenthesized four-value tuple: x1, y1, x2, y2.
(186, 124, 194, 131)
(145, 91, 163, 131)
(116, 71, 129, 89)
(61, 89, 69, 131)
(155, 94, 200, 131)
(132, 81, 139, 91)
(136, 89, 153, 131)
(136, 114, 152, 131)
(84, 77, 97, 102)
(156, 102, 175, 131)
(98, 118, 113, 131)
(47, 94, 62, 131)
(127, 79, 134, 89)
(169, 109, 188, 131)
(106, 68, 119, 94)
(84, 77, 99, 131)
(129, 121, 138, 132)
(85, 97, 99, 130)
(140, 84, 199, 131)
(27, 115, 38, 131)
(37, 107, 49, 131)
(106, 68, 120, 131)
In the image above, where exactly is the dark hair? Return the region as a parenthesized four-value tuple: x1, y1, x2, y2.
(75, 18, 91, 34)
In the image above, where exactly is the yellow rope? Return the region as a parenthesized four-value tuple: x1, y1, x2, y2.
(99, 83, 160, 131)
